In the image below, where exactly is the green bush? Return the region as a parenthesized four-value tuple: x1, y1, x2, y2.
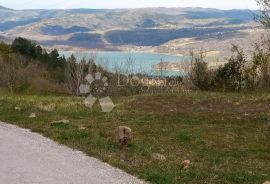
(190, 51, 214, 90)
(190, 44, 270, 92)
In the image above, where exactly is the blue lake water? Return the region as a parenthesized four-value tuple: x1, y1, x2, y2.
(61, 51, 188, 76)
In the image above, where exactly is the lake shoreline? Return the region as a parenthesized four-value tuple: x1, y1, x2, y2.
(59, 49, 185, 58)
(61, 51, 186, 76)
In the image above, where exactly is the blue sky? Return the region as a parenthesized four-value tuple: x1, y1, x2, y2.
(0, 0, 258, 10)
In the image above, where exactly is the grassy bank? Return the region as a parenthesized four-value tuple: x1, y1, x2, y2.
(0, 91, 269, 183)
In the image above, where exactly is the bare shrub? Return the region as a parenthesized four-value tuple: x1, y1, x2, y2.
(66, 55, 89, 96)
(0, 54, 26, 94)
(257, 0, 270, 28)
(251, 42, 270, 89)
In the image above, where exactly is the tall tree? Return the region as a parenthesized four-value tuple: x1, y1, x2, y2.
(257, 0, 270, 28)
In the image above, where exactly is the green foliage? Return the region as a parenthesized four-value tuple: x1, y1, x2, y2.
(0, 37, 67, 94)
(215, 45, 248, 91)
(190, 51, 214, 90)
(191, 43, 270, 92)
(11, 37, 66, 69)
(0, 42, 11, 58)
(191, 61, 212, 90)
(176, 131, 192, 142)
(47, 49, 66, 68)
(11, 37, 39, 59)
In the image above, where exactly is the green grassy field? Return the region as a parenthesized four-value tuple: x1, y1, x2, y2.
(0, 91, 269, 184)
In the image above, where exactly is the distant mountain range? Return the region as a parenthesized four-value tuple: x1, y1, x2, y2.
(0, 6, 262, 59)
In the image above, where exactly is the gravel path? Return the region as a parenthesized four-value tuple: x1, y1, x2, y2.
(0, 122, 145, 184)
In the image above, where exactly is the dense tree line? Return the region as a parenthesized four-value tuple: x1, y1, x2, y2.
(0, 37, 156, 96)
(11, 37, 66, 68)
(0, 38, 68, 94)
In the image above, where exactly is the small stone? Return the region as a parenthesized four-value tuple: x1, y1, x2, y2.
(29, 113, 36, 118)
(115, 126, 132, 146)
(263, 181, 270, 184)
(244, 113, 249, 116)
(175, 176, 181, 182)
(51, 119, 70, 124)
(264, 122, 270, 130)
(15, 107, 21, 111)
(151, 153, 166, 161)
(181, 160, 191, 169)
(79, 126, 87, 130)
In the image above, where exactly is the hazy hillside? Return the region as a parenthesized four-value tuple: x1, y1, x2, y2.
(0, 6, 262, 59)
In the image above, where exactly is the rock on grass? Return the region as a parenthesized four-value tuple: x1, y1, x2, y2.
(50, 119, 70, 124)
(114, 126, 132, 146)
(151, 153, 166, 161)
(181, 160, 191, 169)
(29, 113, 36, 118)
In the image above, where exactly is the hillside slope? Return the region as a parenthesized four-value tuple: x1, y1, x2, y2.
(0, 6, 262, 59)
